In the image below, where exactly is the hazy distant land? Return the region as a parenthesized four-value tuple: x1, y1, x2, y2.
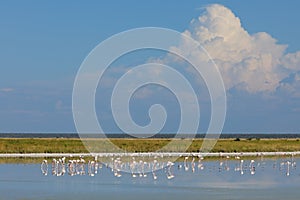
(1, 133, 300, 139)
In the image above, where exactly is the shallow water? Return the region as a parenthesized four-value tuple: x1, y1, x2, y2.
(1, 158, 300, 200)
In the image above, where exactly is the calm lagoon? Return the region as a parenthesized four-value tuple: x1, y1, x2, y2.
(1, 158, 300, 200)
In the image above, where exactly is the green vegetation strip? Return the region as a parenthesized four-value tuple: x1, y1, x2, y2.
(1, 138, 300, 154)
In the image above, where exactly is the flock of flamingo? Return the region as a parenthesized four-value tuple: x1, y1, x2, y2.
(40, 154, 298, 179)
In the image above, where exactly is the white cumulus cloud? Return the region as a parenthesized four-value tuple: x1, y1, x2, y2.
(168, 4, 300, 94)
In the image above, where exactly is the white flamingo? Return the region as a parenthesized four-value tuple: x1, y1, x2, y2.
(166, 161, 175, 179)
(41, 159, 48, 176)
(250, 160, 255, 175)
(191, 157, 195, 173)
(286, 161, 291, 176)
(240, 160, 244, 175)
(184, 157, 189, 171)
(198, 156, 204, 170)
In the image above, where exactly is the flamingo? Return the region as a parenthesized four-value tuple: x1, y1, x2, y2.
(240, 160, 244, 175)
(184, 157, 189, 171)
(198, 156, 204, 170)
(286, 161, 291, 176)
(250, 160, 255, 175)
(225, 156, 230, 171)
(152, 159, 158, 180)
(41, 159, 48, 176)
(51, 158, 57, 175)
(166, 161, 175, 179)
(191, 157, 195, 173)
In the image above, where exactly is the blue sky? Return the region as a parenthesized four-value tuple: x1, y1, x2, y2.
(1, 1, 300, 133)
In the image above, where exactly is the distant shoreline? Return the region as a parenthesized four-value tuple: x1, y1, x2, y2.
(1, 133, 300, 139)
(1, 137, 300, 160)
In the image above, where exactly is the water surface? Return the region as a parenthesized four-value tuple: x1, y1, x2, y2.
(1, 158, 300, 200)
